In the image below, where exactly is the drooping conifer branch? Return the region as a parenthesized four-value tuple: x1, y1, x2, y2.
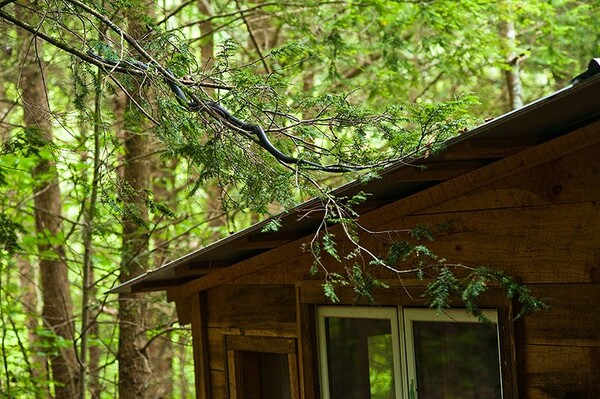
(1, 0, 391, 173)
(86, 49, 375, 172)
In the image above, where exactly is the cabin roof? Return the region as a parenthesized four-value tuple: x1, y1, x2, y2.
(112, 73, 600, 294)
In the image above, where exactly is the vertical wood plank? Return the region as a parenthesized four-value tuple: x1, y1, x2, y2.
(191, 292, 211, 399)
(296, 285, 319, 399)
(498, 305, 519, 399)
(288, 353, 300, 399)
(226, 349, 239, 399)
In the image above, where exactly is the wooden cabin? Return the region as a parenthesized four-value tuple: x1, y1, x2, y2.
(115, 74, 600, 399)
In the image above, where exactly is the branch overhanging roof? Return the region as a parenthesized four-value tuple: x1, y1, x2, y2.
(111, 71, 600, 295)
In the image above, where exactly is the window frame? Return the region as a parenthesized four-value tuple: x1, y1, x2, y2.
(316, 306, 503, 399)
(402, 308, 502, 399)
(316, 306, 404, 399)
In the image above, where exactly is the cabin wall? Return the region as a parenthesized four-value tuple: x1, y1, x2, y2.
(196, 122, 600, 399)
(202, 285, 298, 397)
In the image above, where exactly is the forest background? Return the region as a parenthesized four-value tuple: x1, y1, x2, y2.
(0, 0, 598, 398)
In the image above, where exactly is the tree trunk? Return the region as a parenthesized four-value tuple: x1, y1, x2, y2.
(198, 0, 214, 75)
(117, 5, 153, 398)
(17, 6, 78, 397)
(145, 320, 174, 398)
(145, 156, 176, 399)
(16, 257, 49, 396)
(198, 0, 227, 238)
(79, 66, 103, 399)
(500, 8, 523, 111)
(117, 94, 151, 399)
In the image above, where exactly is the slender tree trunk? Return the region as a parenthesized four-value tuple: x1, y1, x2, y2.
(500, 5, 523, 111)
(88, 321, 101, 399)
(117, 97, 151, 399)
(117, 105, 150, 399)
(16, 257, 49, 396)
(117, 5, 153, 398)
(145, 157, 176, 399)
(0, 40, 46, 388)
(177, 334, 190, 398)
(78, 67, 103, 399)
(198, 0, 227, 238)
(17, 7, 78, 397)
(0, 72, 11, 144)
(198, 0, 214, 76)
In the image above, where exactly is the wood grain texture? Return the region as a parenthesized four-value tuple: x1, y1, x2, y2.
(498, 305, 519, 399)
(521, 284, 600, 347)
(296, 292, 319, 399)
(524, 345, 600, 399)
(225, 201, 600, 287)
(363, 119, 600, 229)
(205, 285, 297, 334)
(417, 139, 600, 214)
(207, 327, 226, 372)
(167, 120, 600, 299)
(225, 335, 296, 354)
(288, 352, 301, 399)
(209, 370, 227, 399)
(191, 293, 210, 399)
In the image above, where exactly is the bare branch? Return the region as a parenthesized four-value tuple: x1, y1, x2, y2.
(155, 0, 195, 26)
(234, 0, 271, 75)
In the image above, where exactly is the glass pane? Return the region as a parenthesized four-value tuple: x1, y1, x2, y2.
(325, 317, 396, 399)
(412, 321, 501, 399)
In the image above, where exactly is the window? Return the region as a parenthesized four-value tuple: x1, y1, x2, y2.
(317, 307, 402, 399)
(317, 307, 502, 399)
(226, 335, 298, 399)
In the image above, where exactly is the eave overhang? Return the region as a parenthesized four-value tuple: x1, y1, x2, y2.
(111, 74, 600, 295)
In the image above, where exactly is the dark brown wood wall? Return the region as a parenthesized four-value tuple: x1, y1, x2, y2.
(197, 120, 600, 399)
(203, 285, 297, 397)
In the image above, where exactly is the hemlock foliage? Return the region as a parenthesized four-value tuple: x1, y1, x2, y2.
(0, 0, 595, 396)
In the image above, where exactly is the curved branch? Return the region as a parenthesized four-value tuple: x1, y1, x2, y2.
(235, 0, 271, 74)
(0, 8, 135, 74)
(155, 0, 195, 26)
(1, 2, 378, 173)
(87, 49, 371, 173)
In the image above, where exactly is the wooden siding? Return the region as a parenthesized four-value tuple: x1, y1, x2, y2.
(202, 285, 297, 397)
(190, 121, 600, 398)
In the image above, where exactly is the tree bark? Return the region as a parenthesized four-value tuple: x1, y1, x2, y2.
(117, 5, 153, 398)
(500, 9, 523, 111)
(16, 257, 49, 396)
(117, 96, 151, 399)
(17, 5, 78, 397)
(145, 156, 176, 399)
(79, 66, 103, 399)
(117, 105, 151, 399)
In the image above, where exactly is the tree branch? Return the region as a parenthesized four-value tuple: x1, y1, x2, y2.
(155, 0, 195, 26)
(0, 0, 16, 8)
(0, 1, 391, 174)
(235, 0, 271, 75)
(0, 8, 133, 73)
